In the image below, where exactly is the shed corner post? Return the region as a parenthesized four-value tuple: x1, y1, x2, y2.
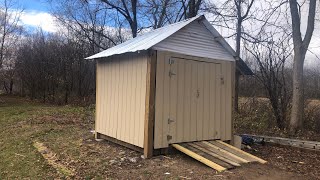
(144, 50, 157, 158)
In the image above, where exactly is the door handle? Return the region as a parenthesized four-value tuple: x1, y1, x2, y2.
(168, 118, 175, 124)
(196, 89, 200, 98)
(169, 70, 176, 77)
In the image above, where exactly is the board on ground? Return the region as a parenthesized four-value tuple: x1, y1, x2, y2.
(172, 140, 267, 172)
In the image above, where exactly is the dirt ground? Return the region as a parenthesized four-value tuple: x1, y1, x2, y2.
(77, 138, 318, 180)
(1, 95, 320, 179)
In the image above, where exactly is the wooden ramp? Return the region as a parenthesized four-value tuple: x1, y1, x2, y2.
(172, 140, 267, 172)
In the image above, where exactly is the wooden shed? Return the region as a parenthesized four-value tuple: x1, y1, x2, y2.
(86, 15, 252, 158)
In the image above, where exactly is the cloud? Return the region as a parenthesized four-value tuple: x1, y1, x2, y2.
(19, 10, 59, 33)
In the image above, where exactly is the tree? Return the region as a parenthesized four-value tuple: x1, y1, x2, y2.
(289, 0, 317, 132)
(246, 32, 292, 129)
(233, 0, 255, 113)
(180, 0, 202, 19)
(100, 0, 203, 38)
(50, 0, 120, 53)
(205, 0, 256, 112)
(100, 0, 139, 37)
(145, 0, 171, 28)
(206, 0, 290, 112)
(0, 0, 23, 67)
(15, 29, 96, 104)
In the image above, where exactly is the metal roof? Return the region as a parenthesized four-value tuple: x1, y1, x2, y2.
(86, 15, 253, 75)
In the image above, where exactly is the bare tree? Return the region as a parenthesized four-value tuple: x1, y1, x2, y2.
(206, 0, 289, 112)
(205, 0, 256, 112)
(145, 0, 170, 29)
(100, 0, 139, 37)
(99, 0, 203, 38)
(246, 32, 293, 129)
(180, 0, 202, 18)
(233, 0, 255, 113)
(0, 0, 23, 67)
(289, 0, 317, 132)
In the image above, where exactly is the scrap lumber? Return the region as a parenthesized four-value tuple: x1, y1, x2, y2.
(216, 140, 267, 164)
(188, 142, 241, 166)
(201, 141, 250, 163)
(172, 144, 227, 172)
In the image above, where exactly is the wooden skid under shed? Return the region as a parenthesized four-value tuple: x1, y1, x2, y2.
(172, 140, 267, 172)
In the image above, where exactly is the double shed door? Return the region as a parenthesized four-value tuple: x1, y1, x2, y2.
(167, 57, 222, 144)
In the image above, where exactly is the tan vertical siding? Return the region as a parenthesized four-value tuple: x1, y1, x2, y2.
(203, 64, 210, 139)
(190, 61, 197, 141)
(154, 51, 233, 149)
(214, 64, 221, 139)
(183, 62, 192, 141)
(96, 52, 148, 148)
(220, 62, 226, 140)
(96, 61, 101, 134)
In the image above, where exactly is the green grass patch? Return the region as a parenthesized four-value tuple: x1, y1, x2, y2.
(0, 96, 94, 179)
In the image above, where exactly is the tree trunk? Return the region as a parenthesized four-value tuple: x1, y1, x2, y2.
(131, 0, 138, 38)
(9, 78, 13, 94)
(234, 17, 242, 113)
(65, 87, 69, 104)
(288, 0, 316, 132)
(290, 51, 305, 131)
(3, 81, 8, 93)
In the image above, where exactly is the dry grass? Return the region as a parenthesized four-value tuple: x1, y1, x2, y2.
(235, 97, 320, 141)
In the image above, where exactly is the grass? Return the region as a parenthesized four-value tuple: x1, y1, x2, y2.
(0, 96, 94, 179)
(2, 95, 320, 179)
(234, 97, 320, 141)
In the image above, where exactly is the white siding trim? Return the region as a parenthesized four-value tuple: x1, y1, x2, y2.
(152, 21, 235, 62)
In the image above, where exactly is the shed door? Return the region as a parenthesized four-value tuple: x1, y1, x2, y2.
(167, 57, 222, 144)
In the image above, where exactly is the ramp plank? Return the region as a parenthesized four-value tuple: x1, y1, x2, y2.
(209, 141, 255, 162)
(183, 143, 234, 169)
(188, 143, 241, 166)
(198, 141, 249, 164)
(215, 140, 267, 164)
(172, 140, 266, 172)
(172, 144, 227, 172)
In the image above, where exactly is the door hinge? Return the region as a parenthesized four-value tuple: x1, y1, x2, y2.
(167, 135, 172, 141)
(169, 58, 175, 65)
(168, 118, 175, 124)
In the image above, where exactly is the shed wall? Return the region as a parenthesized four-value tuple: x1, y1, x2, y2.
(152, 21, 235, 62)
(96, 52, 148, 148)
(154, 51, 233, 149)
